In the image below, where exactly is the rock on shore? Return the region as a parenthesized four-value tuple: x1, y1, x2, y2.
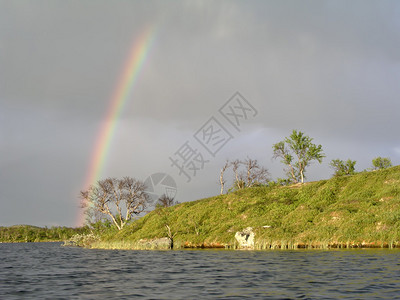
(235, 227, 255, 249)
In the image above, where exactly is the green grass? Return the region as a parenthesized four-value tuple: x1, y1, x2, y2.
(0, 225, 89, 243)
(94, 166, 400, 249)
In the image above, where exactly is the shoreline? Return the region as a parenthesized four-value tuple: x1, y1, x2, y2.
(0, 240, 64, 244)
(80, 239, 400, 251)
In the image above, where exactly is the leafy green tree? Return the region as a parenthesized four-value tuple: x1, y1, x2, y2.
(273, 130, 325, 183)
(330, 159, 356, 176)
(372, 157, 392, 170)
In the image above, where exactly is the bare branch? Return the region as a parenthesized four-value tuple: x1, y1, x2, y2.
(219, 160, 230, 195)
(80, 177, 151, 230)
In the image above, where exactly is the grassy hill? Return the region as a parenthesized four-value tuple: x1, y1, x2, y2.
(90, 166, 400, 250)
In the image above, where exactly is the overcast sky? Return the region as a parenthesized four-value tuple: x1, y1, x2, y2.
(1, 0, 399, 227)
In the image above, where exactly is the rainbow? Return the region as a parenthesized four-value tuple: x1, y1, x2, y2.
(77, 26, 156, 226)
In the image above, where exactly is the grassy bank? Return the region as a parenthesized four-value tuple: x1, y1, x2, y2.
(88, 166, 400, 250)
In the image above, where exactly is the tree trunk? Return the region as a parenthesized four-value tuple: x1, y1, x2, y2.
(109, 216, 121, 230)
(289, 164, 298, 183)
(165, 224, 174, 249)
(220, 169, 225, 195)
(104, 207, 122, 230)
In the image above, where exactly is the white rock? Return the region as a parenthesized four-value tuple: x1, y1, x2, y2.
(235, 227, 255, 249)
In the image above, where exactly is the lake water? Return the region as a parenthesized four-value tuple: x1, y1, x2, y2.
(1, 242, 400, 299)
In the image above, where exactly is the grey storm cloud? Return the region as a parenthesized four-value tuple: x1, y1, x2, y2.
(1, 0, 399, 226)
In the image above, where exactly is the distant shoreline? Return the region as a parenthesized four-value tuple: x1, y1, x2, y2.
(0, 225, 88, 243)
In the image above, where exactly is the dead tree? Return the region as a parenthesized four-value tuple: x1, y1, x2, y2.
(155, 194, 179, 249)
(231, 159, 244, 190)
(156, 194, 178, 208)
(80, 177, 151, 230)
(219, 157, 269, 192)
(243, 158, 270, 187)
(219, 160, 231, 195)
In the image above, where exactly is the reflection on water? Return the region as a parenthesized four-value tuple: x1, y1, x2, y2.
(1, 242, 400, 299)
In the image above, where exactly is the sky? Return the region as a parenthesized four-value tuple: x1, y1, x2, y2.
(1, 0, 400, 227)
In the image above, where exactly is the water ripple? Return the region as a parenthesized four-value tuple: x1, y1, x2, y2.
(1, 243, 400, 299)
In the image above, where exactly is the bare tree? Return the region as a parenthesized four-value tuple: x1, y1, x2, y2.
(156, 194, 179, 208)
(155, 194, 179, 249)
(219, 160, 231, 195)
(80, 177, 151, 230)
(80, 199, 106, 225)
(253, 166, 269, 185)
(231, 159, 244, 190)
(242, 158, 269, 187)
(219, 158, 269, 192)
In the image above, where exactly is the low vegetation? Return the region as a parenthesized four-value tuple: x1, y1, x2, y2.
(0, 225, 88, 243)
(330, 159, 357, 176)
(83, 165, 400, 250)
(372, 157, 393, 170)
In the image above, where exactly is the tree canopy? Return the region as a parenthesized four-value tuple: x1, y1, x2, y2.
(372, 157, 392, 170)
(273, 130, 324, 183)
(330, 159, 357, 176)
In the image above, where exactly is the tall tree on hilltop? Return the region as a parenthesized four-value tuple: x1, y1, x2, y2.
(273, 130, 325, 183)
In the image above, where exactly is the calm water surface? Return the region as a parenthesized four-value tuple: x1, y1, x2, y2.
(1, 242, 400, 299)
